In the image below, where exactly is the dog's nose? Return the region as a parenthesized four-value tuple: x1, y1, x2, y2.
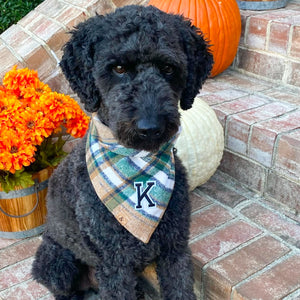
(136, 119, 164, 139)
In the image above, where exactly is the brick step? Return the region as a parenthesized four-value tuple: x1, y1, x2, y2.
(200, 69, 300, 223)
(140, 170, 300, 300)
(232, 0, 300, 90)
(1, 171, 299, 299)
(0, 0, 298, 217)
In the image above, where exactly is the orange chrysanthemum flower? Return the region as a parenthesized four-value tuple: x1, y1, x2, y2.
(0, 66, 89, 176)
(16, 108, 55, 145)
(0, 92, 22, 128)
(0, 129, 36, 173)
(3, 66, 39, 97)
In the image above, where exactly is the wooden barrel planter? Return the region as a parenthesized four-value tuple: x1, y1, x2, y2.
(0, 167, 53, 239)
(237, 0, 289, 10)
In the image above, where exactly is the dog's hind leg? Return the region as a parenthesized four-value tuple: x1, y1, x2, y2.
(32, 235, 85, 299)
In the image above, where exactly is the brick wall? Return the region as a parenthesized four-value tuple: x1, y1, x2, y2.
(232, 3, 300, 90)
(199, 72, 300, 222)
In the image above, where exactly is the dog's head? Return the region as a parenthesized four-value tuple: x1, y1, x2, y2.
(60, 5, 213, 152)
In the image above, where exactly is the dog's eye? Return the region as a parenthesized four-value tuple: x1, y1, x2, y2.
(113, 65, 126, 75)
(161, 64, 174, 75)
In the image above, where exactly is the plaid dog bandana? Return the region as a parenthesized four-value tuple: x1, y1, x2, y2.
(86, 114, 178, 243)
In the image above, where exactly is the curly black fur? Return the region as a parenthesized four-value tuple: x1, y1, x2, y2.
(32, 5, 213, 299)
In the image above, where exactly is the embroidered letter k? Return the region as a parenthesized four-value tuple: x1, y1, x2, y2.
(134, 181, 156, 209)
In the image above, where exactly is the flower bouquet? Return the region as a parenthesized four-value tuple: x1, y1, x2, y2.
(0, 66, 90, 193)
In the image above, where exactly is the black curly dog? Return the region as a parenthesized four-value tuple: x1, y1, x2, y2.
(32, 5, 213, 300)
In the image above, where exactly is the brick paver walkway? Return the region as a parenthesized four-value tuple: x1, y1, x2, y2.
(1, 170, 299, 299)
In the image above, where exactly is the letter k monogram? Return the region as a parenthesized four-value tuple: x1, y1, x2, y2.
(134, 181, 156, 209)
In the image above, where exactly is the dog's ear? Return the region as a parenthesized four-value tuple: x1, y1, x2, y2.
(176, 18, 214, 110)
(60, 17, 104, 112)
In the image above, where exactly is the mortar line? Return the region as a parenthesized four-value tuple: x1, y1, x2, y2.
(0, 33, 26, 65)
(271, 126, 300, 169)
(193, 189, 300, 252)
(17, 24, 60, 66)
(0, 256, 34, 274)
(231, 251, 298, 298)
(58, 0, 92, 17)
(190, 202, 217, 216)
(282, 287, 300, 300)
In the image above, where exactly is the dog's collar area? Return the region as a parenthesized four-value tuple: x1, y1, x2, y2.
(86, 114, 177, 243)
(90, 113, 179, 158)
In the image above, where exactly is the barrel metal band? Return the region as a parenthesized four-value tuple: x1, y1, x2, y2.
(0, 179, 49, 218)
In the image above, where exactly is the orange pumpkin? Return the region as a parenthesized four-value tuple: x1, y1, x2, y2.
(148, 0, 241, 77)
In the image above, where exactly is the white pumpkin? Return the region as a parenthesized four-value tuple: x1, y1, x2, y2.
(175, 97, 224, 191)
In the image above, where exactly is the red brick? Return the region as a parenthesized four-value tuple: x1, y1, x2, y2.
(246, 16, 269, 50)
(35, 0, 68, 18)
(199, 180, 246, 208)
(1, 25, 57, 80)
(287, 61, 300, 88)
(236, 48, 286, 81)
(190, 191, 212, 213)
(190, 205, 233, 240)
(227, 102, 293, 155)
(201, 89, 248, 106)
(268, 21, 291, 55)
(0, 257, 33, 291)
(0, 238, 18, 250)
(20, 12, 69, 59)
(233, 254, 300, 300)
(265, 171, 300, 220)
(249, 110, 300, 167)
(213, 71, 271, 93)
(250, 10, 296, 21)
(201, 79, 232, 94)
(290, 24, 300, 58)
(0, 237, 41, 270)
(44, 70, 75, 95)
(211, 171, 257, 199)
(0, 279, 49, 300)
(190, 221, 262, 266)
(239, 14, 249, 46)
(213, 95, 268, 127)
(219, 150, 267, 193)
(0, 45, 24, 80)
(113, 0, 148, 6)
(85, 0, 116, 16)
(55, 7, 88, 29)
(263, 88, 300, 106)
(275, 129, 300, 180)
(204, 236, 290, 300)
(241, 203, 300, 248)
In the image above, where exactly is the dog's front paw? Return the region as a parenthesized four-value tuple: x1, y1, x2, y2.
(32, 237, 79, 295)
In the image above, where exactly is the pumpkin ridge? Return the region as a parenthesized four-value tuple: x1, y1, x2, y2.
(209, 0, 223, 76)
(218, 1, 231, 75)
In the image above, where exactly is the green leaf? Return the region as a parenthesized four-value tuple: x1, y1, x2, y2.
(28, 135, 68, 172)
(0, 169, 34, 193)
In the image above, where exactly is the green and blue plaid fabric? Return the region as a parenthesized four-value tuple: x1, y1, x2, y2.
(86, 114, 178, 243)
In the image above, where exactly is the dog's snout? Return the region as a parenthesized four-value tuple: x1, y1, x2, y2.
(136, 119, 164, 139)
